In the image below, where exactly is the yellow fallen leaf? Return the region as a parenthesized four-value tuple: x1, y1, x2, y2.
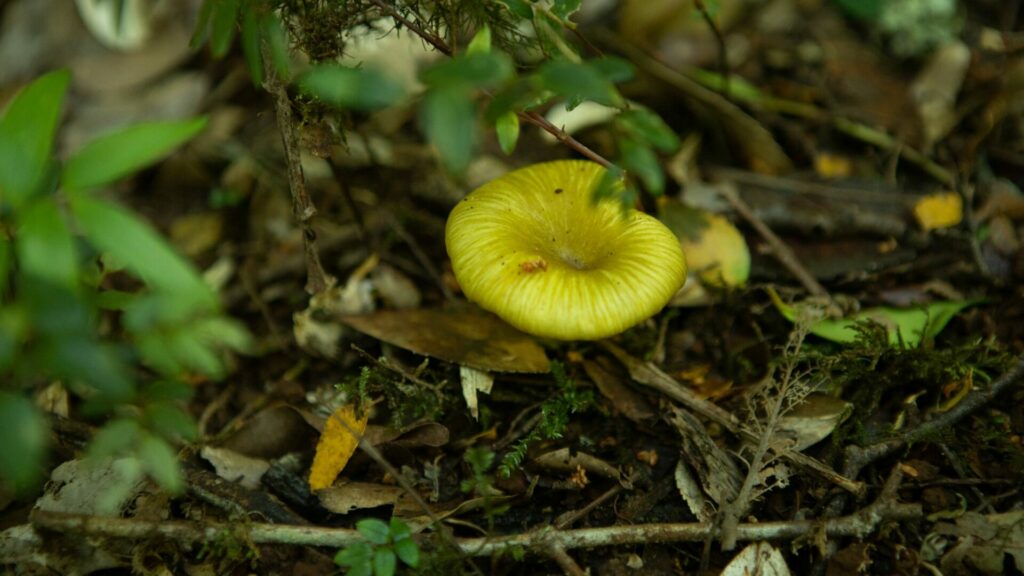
(914, 192, 962, 231)
(814, 153, 853, 179)
(308, 404, 368, 491)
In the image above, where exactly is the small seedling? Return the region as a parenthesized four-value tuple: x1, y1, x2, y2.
(335, 518, 420, 576)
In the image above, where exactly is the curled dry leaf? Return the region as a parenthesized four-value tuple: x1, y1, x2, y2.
(339, 306, 550, 373)
(581, 359, 655, 423)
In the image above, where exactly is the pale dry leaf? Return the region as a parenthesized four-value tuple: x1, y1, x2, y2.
(460, 366, 494, 421)
(720, 542, 791, 576)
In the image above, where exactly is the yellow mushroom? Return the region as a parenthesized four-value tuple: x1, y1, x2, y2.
(445, 160, 686, 340)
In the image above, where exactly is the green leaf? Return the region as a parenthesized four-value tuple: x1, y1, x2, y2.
(335, 542, 373, 570)
(832, 0, 883, 20)
(467, 26, 492, 55)
(497, 0, 533, 19)
(619, 139, 665, 195)
(16, 197, 78, 290)
(240, 6, 264, 85)
(298, 65, 405, 110)
(138, 432, 183, 493)
(389, 518, 412, 540)
(589, 56, 634, 84)
(537, 60, 623, 108)
(356, 518, 390, 545)
(617, 108, 679, 153)
(0, 306, 25, 372)
(767, 288, 983, 347)
(552, 0, 582, 20)
(209, 0, 241, 57)
(0, 236, 8, 298)
(0, 69, 69, 206)
(62, 117, 207, 190)
(145, 403, 198, 442)
(0, 392, 48, 493)
(69, 194, 214, 307)
(262, 12, 290, 79)
(393, 537, 420, 567)
(42, 337, 135, 407)
(495, 111, 520, 155)
(485, 80, 543, 122)
(420, 85, 476, 174)
(88, 418, 141, 461)
(141, 380, 195, 403)
(420, 52, 514, 90)
(373, 548, 397, 576)
(190, 0, 215, 48)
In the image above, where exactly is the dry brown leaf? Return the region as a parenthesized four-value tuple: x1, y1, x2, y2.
(581, 359, 655, 422)
(460, 366, 494, 421)
(339, 306, 550, 373)
(308, 404, 369, 491)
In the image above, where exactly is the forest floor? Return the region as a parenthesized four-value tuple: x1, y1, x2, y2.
(2, 0, 1024, 574)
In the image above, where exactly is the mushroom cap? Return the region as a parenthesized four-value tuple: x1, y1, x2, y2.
(445, 160, 687, 340)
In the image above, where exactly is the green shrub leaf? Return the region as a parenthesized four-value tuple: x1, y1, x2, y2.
(138, 432, 183, 493)
(495, 111, 520, 155)
(0, 69, 69, 206)
(335, 542, 373, 574)
(420, 85, 476, 174)
(356, 518, 390, 545)
(62, 117, 207, 190)
(0, 392, 48, 493)
(617, 108, 679, 153)
(537, 60, 623, 108)
(69, 194, 214, 307)
(619, 139, 665, 195)
(420, 52, 514, 90)
(209, 0, 241, 57)
(298, 65, 405, 110)
(240, 7, 264, 85)
(393, 537, 420, 567)
(373, 548, 397, 576)
(16, 197, 78, 290)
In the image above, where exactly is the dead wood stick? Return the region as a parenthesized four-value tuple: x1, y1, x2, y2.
(261, 43, 332, 295)
(29, 495, 918, 555)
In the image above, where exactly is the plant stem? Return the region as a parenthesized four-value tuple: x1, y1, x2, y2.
(260, 42, 332, 294)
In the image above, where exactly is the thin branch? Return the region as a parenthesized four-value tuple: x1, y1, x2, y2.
(693, 0, 730, 96)
(261, 42, 332, 294)
(29, 495, 919, 555)
(715, 185, 833, 303)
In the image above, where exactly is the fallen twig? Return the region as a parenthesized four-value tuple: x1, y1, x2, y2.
(28, 492, 919, 555)
(715, 185, 833, 303)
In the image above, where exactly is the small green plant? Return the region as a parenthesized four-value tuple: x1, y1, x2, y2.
(338, 364, 443, 429)
(191, 0, 681, 208)
(498, 362, 592, 477)
(0, 70, 249, 495)
(335, 518, 420, 576)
